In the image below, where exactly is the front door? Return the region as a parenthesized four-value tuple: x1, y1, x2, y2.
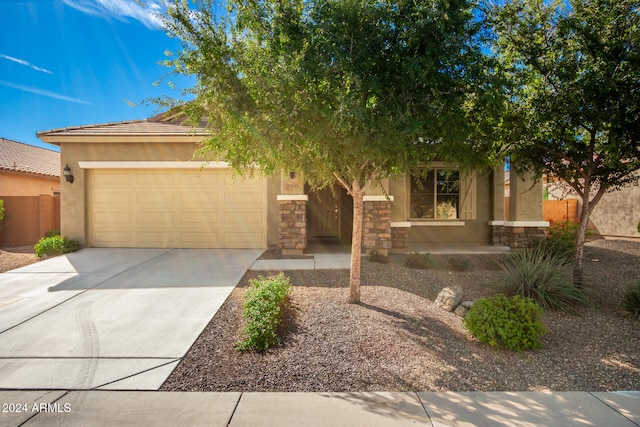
(307, 186, 339, 238)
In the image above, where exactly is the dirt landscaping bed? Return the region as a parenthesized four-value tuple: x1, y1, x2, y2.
(0, 246, 39, 273)
(163, 239, 640, 392)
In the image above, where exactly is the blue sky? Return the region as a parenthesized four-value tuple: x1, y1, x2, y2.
(0, 0, 193, 152)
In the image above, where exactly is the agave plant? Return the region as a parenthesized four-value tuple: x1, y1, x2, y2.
(498, 245, 590, 315)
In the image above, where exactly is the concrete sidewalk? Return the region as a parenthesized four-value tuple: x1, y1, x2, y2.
(1, 390, 637, 427)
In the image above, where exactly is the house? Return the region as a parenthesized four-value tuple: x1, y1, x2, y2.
(37, 113, 547, 252)
(0, 138, 60, 196)
(0, 138, 61, 246)
(546, 174, 640, 239)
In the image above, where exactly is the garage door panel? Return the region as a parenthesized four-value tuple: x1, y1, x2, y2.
(93, 172, 132, 186)
(180, 232, 220, 244)
(90, 169, 266, 248)
(94, 192, 131, 205)
(180, 211, 220, 225)
(93, 231, 132, 246)
(224, 192, 264, 205)
(223, 212, 264, 225)
(179, 192, 219, 206)
(223, 232, 265, 246)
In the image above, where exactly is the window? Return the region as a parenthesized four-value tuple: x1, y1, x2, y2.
(410, 170, 460, 219)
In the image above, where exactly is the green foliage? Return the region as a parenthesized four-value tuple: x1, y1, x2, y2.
(34, 235, 80, 258)
(368, 250, 390, 264)
(498, 246, 590, 315)
(237, 273, 292, 352)
(637, 221, 640, 234)
(546, 220, 578, 254)
(45, 230, 61, 238)
(405, 253, 435, 270)
(0, 199, 5, 224)
(447, 257, 471, 272)
(623, 280, 640, 320)
(490, 0, 640, 268)
(464, 295, 547, 352)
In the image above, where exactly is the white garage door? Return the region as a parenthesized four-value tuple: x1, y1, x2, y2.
(88, 169, 267, 248)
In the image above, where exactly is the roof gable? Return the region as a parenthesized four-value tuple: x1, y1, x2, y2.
(0, 138, 60, 177)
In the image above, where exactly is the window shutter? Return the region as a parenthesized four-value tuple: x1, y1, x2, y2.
(460, 171, 476, 220)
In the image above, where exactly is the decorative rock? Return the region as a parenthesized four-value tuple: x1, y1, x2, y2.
(455, 305, 469, 317)
(434, 286, 463, 312)
(462, 301, 474, 309)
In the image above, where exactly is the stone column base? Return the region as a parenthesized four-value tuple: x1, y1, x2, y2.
(391, 222, 411, 252)
(278, 196, 307, 255)
(491, 221, 549, 248)
(363, 199, 392, 255)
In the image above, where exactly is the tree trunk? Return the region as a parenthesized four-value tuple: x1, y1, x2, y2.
(349, 184, 364, 304)
(573, 198, 591, 287)
(573, 186, 606, 287)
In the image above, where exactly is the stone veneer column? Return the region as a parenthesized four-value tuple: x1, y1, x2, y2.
(362, 196, 393, 255)
(277, 195, 307, 255)
(391, 222, 411, 252)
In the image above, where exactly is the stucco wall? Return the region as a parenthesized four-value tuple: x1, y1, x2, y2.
(590, 184, 640, 238)
(0, 170, 60, 196)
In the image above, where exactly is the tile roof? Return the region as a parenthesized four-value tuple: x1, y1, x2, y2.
(36, 112, 208, 137)
(0, 138, 60, 177)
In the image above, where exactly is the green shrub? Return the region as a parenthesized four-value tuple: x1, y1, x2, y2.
(447, 257, 471, 272)
(464, 295, 547, 352)
(0, 199, 5, 232)
(368, 250, 390, 264)
(637, 221, 640, 234)
(405, 252, 434, 269)
(498, 245, 590, 315)
(623, 280, 640, 320)
(45, 230, 60, 238)
(34, 235, 81, 258)
(237, 273, 292, 352)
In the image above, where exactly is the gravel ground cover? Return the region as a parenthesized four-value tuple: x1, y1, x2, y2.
(0, 246, 39, 273)
(163, 239, 640, 392)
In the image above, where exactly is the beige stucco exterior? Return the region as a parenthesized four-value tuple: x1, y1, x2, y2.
(0, 170, 60, 196)
(39, 120, 544, 249)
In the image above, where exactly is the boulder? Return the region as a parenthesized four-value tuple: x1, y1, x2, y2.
(462, 300, 474, 309)
(434, 286, 463, 312)
(455, 305, 469, 317)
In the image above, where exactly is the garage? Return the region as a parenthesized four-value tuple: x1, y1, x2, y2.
(88, 168, 267, 248)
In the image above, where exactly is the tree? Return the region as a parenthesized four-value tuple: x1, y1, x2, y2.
(157, 0, 496, 302)
(489, 0, 640, 283)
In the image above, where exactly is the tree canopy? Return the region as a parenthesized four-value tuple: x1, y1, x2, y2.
(489, 0, 640, 277)
(157, 0, 500, 302)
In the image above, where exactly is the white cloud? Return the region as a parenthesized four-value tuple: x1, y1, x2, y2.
(0, 54, 54, 75)
(62, 0, 164, 30)
(0, 81, 93, 105)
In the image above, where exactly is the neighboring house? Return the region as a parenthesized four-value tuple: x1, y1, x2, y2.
(0, 137, 60, 196)
(0, 137, 61, 246)
(546, 175, 640, 239)
(37, 113, 546, 252)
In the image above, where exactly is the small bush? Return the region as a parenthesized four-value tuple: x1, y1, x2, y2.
(498, 245, 590, 315)
(546, 219, 578, 252)
(0, 199, 5, 232)
(447, 257, 471, 272)
(237, 273, 292, 352)
(368, 250, 390, 264)
(623, 280, 640, 320)
(464, 295, 547, 352)
(405, 252, 434, 269)
(45, 230, 61, 238)
(34, 235, 80, 258)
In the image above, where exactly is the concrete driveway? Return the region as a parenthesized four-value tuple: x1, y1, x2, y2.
(0, 248, 263, 390)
